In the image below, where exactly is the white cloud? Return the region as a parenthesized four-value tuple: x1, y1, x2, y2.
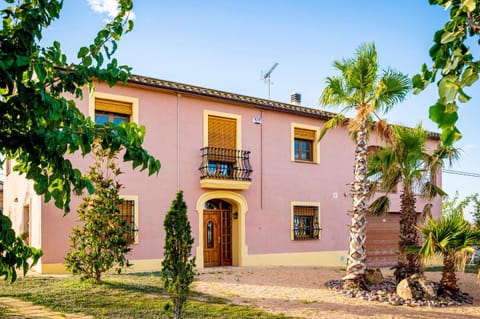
(87, 0, 135, 20)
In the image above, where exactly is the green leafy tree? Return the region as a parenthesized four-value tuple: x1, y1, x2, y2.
(415, 207, 480, 297)
(162, 191, 195, 319)
(413, 0, 480, 145)
(1, 0, 160, 212)
(443, 191, 477, 216)
(65, 142, 132, 284)
(368, 124, 459, 282)
(319, 42, 410, 290)
(468, 193, 480, 228)
(0, 211, 42, 283)
(0, 0, 159, 282)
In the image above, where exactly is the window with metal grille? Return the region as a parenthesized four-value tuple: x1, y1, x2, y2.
(293, 127, 317, 163)
(117, 199, 137, 243)
(293, 205, 321, 240)
(95, 98, 132, 124)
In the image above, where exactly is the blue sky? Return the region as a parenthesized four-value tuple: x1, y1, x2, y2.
(38, 1, 479, 218)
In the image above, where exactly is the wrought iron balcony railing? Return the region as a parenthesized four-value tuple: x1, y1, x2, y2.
(199, 147, 252, 181)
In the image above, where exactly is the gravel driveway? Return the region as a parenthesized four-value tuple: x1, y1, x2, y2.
(193, 266, 480, 319)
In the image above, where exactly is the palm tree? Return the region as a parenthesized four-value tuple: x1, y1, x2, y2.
(368, 124, 459, 282)
(416, 209, 479, 296)
(319, 42, 410, 289)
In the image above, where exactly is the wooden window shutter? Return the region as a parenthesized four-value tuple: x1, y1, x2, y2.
(95, 98, 132, 115)
(208, 116, 237, 149)
(294, 205, 317, 217)
(294, 127, 316, 140)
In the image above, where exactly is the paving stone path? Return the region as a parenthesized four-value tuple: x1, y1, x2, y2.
(0, 297, 93, 319)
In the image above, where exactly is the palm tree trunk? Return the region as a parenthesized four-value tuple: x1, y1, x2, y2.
(395, 188, 421, 282)
(440, 252, 459, 296)
(343, 121, 368, 290)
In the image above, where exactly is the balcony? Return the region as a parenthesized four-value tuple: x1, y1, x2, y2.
(199, 147, 252, 190)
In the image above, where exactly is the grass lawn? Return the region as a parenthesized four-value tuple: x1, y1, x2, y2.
(0, 273, 295, 319)
(0, 306, 14, 317)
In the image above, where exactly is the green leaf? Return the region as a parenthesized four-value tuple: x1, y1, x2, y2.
(458, 89, 471, 103)
(460, 67, 479, 87)
(429, 102, 445, 123)
(127, 20, 134, 32)
(15, 56, 30, 67)
(412, 74, 425, 90)
(439, 111, 459, 128)
(77, 46, 89, 59)
(441, 126, 462, 146)
(34, 63, 46, 82)
(438, 76, 458, 101)
(82, 56, 92, 67)
(462, 0, 476, 11)
(429, 101, 458, 128)
(440, 31, 457, 44)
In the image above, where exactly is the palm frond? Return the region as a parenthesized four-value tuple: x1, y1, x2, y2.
(423, 181, 447, 200)
(422, 203, 433, 220)
(429, 144, 461, 170)
(417, 208, 480, 266)
(375, 68, 411, 113)
(368, 195, 390, 216)
(319, 76, 351, 108)
(351, 42, 378, 92)
(371, 120, 395, 144)
(318, 114, 346, 141)
(367, 144, 402, 194)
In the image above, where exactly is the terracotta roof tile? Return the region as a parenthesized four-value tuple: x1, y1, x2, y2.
(127, 74, 440, 140)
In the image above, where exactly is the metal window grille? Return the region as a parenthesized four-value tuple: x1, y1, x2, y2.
(293, 206, 321, 240)
(117, 200, 137, 242)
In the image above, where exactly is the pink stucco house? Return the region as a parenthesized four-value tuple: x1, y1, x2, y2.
(3, 74, 442, 273)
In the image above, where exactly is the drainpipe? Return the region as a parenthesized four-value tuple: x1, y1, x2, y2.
(177, 93, 181, 191)
(260, 110, 263, 210)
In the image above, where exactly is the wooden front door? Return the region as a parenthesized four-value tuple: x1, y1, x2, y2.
(203, 200, 233, 267)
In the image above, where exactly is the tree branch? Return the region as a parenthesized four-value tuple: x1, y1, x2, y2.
(467, 12, 480, 34)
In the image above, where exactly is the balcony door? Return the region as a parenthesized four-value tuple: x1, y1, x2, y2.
(203, 199, 233, 267)
(207, 115, 237, 177)
(208, 115, 237, 149)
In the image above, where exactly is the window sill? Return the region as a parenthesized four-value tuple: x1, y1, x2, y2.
(293, 160, 318, 164)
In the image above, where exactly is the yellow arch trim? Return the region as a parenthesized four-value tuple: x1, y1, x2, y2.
(195, 191, 248, 268)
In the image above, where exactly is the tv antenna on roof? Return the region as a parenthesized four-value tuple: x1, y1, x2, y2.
(262, 62, 278, 99)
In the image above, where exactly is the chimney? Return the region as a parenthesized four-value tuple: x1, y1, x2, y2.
(290, 92, 301, 105)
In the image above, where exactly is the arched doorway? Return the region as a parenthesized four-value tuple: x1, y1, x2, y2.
(203, 199, 232, 267)
(196, 191, 248, 268)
